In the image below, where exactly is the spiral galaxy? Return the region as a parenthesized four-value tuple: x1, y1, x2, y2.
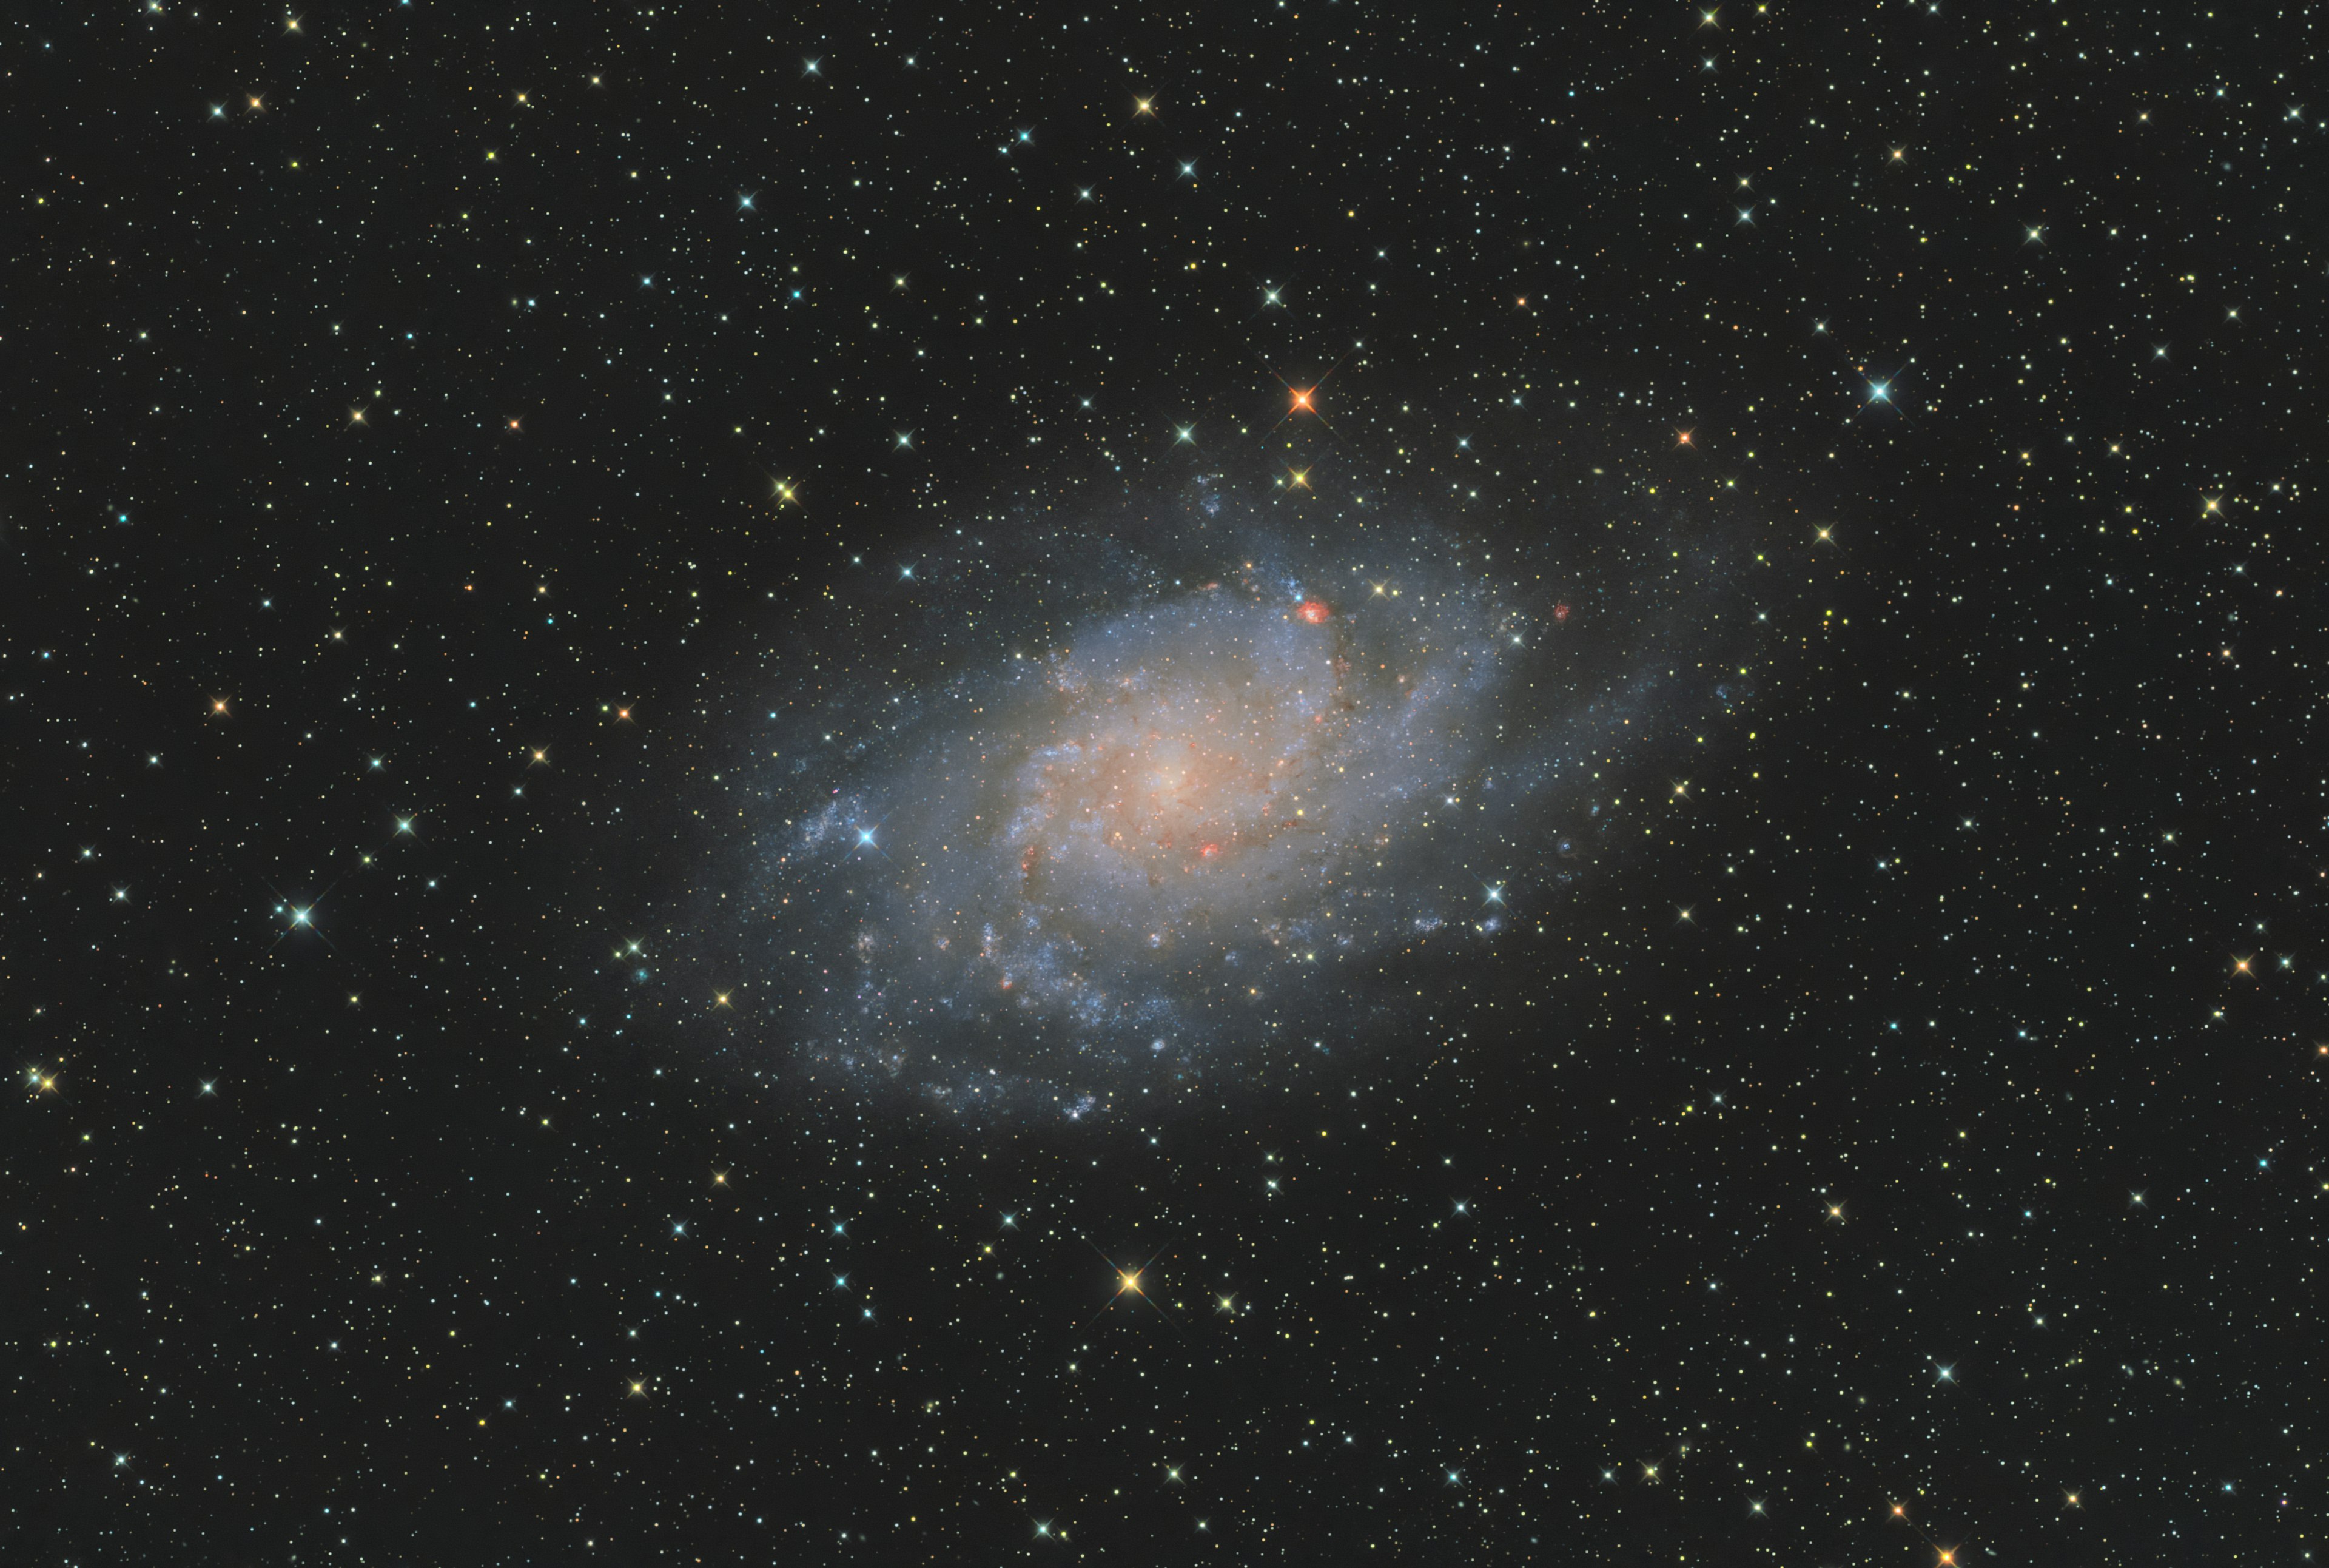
(716, 480, 1754, 1115)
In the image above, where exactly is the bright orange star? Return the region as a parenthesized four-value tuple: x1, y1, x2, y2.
(1291, 388, 1315, 412)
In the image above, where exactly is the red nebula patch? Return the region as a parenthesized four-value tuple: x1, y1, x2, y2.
(1296, 600, 1331, 624)
(1553, 602, 1572, 623)
(1199, 842, 1222, 859)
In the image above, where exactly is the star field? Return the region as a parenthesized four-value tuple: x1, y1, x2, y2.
(8, 1, 2327, 1563)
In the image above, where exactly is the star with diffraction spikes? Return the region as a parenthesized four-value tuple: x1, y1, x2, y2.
(1084, 1237, 1181, 1328)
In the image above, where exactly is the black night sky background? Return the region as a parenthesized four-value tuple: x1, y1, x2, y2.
(9, 1, 2327, 1563)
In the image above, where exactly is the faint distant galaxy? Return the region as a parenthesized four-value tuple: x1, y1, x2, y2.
(701, 475, 1764, 1115)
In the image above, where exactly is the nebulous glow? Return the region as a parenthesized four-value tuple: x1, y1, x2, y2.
(821, 579, 1501, 1031)
(718, 486, 1752, 1115)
